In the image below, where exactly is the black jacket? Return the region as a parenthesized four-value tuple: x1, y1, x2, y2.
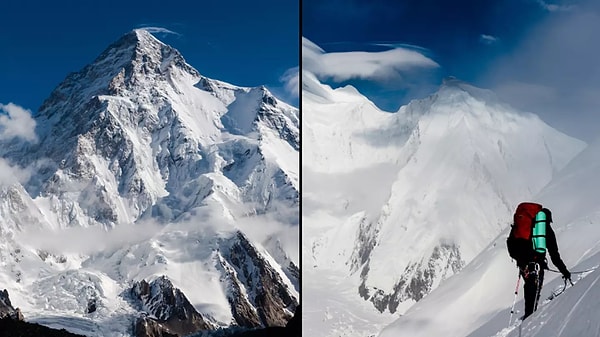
(540, 221, 569, 275)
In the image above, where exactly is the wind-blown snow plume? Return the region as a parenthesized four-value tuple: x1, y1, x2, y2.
(136, 26, 180, 36)
(280, 67, 299, 99)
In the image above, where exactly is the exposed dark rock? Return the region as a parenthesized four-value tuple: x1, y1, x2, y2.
(351, 216, 378, 274)
(134, 315, 179, 337)
(130, 276, 214, 337)
(188, 306, 299, 337)
(287, 262, 299, 283)
(218, 232, 298, 328)
(0, 289, 24, 321)
(256, 100, 299, 152)
(284, 304, 300, 336)
(86, 298, 97, 314)
(361, 242, 464, 313)
(0, 317, 87, 337)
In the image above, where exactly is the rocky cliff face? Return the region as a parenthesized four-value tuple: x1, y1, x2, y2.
(0, 289, 24, 321)
(217, 232, 298, 328)
(359, 243, 464, 313)
(131, 276, 214, 337)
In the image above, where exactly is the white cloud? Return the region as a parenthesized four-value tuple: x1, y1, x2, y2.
(232, 202, 299, 264)
(535, 0, 575, 12)
(137, 26, 180, 36)
(0, 159, 33, 187)
(480, 34, 499, 45)
(0, 103, 38, 143)
(17, 220, 165, 255)
(302, 37, 439, 83)
(280, 66, 299, 98)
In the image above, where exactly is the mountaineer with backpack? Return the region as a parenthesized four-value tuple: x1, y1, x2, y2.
(506, 202, 571, 320)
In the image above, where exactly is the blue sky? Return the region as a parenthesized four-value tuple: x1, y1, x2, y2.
(303, 0, 600, 142)
(0, 0, 299, 112)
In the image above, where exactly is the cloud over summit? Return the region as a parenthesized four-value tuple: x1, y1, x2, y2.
(302, 37, 439, 83)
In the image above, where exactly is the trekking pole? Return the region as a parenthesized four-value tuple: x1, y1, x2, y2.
(509, 270, 521, 327)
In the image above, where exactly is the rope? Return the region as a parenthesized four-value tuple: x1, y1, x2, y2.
(546, 266, 598, 274)
(548, 276, 575, 300)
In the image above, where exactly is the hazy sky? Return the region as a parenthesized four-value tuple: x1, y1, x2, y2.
(303, 0, 598, 142)
(0, 0, 299, 112)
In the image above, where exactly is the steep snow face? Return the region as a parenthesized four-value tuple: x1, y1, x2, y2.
(303, 73, 584, 335)
(378, 137, 600, 337)
(358, 80, 584, 312)
(0, 29, 298, 336)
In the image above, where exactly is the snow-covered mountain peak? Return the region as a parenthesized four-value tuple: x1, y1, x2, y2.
(93, 29, 194, 77)
(4, 29, 299, 229)
(401, 77, 513, 124)
(438, 76, 499, 103)
(37, 29, 198, 128)
(0, 29, 298, 336)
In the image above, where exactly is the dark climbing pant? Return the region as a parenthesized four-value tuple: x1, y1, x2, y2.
(521, 262, 545, 319)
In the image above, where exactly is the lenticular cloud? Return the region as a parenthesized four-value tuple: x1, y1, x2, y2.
(301, 37, 439, 83)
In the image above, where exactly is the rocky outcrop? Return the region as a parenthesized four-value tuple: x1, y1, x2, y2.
(131, 276, 214, 337)
(187, 305, 300, 337)
(0, 317, 87, 337)
(0, 289, 24, 321)
(360, 243, 464, 313)
(218, 232, 298, 328)
(134, 316, 178, 337)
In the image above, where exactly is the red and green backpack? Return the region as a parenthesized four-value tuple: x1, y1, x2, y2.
(506, 202, 547, 264)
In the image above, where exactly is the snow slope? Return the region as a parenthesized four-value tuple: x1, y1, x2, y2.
(303, 70, 584, 336)
(379, 136, 600, 337)
(501, 262, 600, 337)
(0, 29, 298, 336)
